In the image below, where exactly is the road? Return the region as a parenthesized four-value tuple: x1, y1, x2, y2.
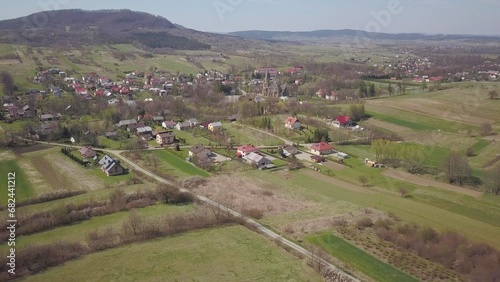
(27, 140, 359, 281)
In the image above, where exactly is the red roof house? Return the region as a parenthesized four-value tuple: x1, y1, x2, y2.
(236, 144, 259, 157)
(310, 142, 333, 156)
(336, 115, 353, 127)
(284, 116, 301, 130)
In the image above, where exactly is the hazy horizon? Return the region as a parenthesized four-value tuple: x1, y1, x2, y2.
(1, 0, 499, 36)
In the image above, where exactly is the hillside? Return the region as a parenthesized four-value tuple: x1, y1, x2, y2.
(229, 29, 500, 43)
(0, 9, 250, 51)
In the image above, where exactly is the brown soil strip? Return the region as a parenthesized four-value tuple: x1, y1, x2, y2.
(31, 156, 76, 191)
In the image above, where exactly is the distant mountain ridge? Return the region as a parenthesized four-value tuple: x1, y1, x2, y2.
(228, 29, 500, 43)
(0, 9, 252, 51)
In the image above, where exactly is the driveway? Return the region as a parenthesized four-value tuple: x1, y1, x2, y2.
(294, 150, 314, 161)
(211, 152, 231, 162)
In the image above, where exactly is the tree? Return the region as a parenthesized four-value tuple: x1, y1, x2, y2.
(421, 81, 427, 90)
(359, 81, 368, 97)
(441, 151, 471, 185)
(0, 71, 16, 96)
(399, 187, 409, 198)
(369, 83, 376, 97)
(122, 209, 144, 236)
(349, 104, 366, 122)
(151, 154, 159, 172)
(479, 122, 492, 136)
(488, 90, 498, 100)
(484, 164, 500, 195)
(387, 83, 393, 96)
(359, 175, 368, 187)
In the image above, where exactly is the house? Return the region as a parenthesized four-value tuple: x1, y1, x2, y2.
(281, 144, 299, 157)
(189, 144, 212, 160)
(310, 142, 334, 156)
(162, 120, 177, 129)
(39, 113, 61, 122)
(208, 122, 223, 132)
(335, 115, 353, 128)
(284, 116, 301, 130)
(237, 144, 259, 157)
(200, 121, 213, 130)
(100, 157, 124, 176)
(243, 152, 273, 167)
(187, 118, 199, 127)
(136, 126, 153, 140)
(156, 132, 175, 145)
(175, 121, 192, 131)
(117, 119, 137, 127)
(128, 122, 146, 132)
(79, 146, 97, 158)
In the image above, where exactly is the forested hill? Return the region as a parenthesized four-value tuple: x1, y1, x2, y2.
(0, 9, 215, 50)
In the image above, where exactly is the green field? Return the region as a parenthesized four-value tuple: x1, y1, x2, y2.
(0, 160, 35, 205)
(225, 123, 284, 146)
(150, 149, 210, 178)
(25, 226, 322, 282)
(0, 204, 193, 253)
(243, 169, 500, 249)
(307, 233, 418, 282)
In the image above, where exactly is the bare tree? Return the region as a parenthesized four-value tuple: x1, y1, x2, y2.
(488, 90, 498, 100)
(0, 71, 16, 96)
(359, 175, 368, 187)
(122, 209, 143, 236)
(151, 154, 159, 172)
(485, 164, 500, 195)
(479, 122, 492, 136)
(441, 151, 471, 185)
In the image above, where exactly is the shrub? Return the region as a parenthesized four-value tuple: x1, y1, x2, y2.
(356, 217, 373, 230)
(241, 208, 264, 219)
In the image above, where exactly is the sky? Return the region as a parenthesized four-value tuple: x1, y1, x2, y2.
(0, 0, 498, 35)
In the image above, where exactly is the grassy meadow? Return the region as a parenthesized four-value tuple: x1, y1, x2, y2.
(25, 226, 322, 282)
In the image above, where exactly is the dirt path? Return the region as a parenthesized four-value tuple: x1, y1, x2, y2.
(384, 168, 483, 198)
(364, 118, 411, 134)
(302, 170, 368, 193)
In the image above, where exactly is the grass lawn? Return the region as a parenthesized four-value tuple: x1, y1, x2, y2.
(173, 129, 212, 146)
(0, 160, 35, 205)
(307, 233, 418, 282)
(366, 109, 473, 133)
(0, 204, 194, 253)
(225, 123, 284, 146)
(150, 149, 210, 178)
(0, 120, 30, 132)
(25, 225, 322, 282)
(470, 138, 492, 154)
(97, 136, 124, 149)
